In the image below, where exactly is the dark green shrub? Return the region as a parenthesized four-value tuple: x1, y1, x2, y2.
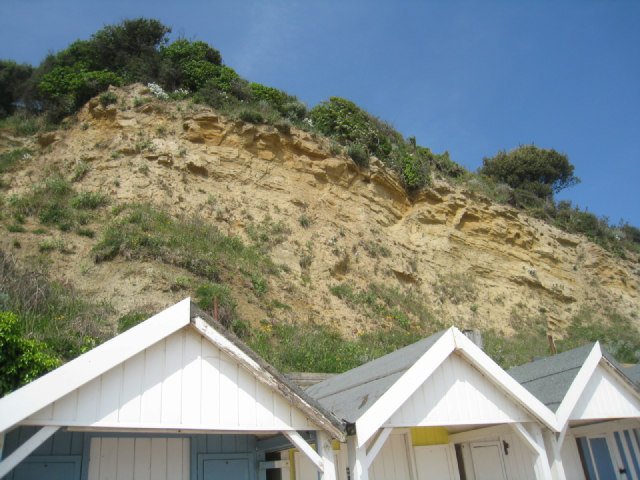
(0, 60, 33, 118)
(479, 144, 580, 199)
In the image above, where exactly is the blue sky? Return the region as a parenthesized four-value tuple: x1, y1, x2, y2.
(1, 0, 639, 227)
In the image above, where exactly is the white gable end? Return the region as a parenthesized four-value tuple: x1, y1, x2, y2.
(385, 353, 533, 427)
(571, 363, 640, 421)
(24, 325, 314, 431)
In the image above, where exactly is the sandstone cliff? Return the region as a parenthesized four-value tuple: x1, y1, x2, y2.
(1, 84, 638, 364)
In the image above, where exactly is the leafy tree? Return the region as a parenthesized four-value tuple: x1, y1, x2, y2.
(479, 144, 580, 199)
(0, 60, 33, 117)
(0, 311, 60, 396)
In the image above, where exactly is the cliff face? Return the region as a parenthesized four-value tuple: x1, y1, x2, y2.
(1, 84, 638, 346)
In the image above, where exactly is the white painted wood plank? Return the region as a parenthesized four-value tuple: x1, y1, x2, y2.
(116, 438, 135, 480)
(0, 298, 191, 434)
(133, 437, 151, 480)
(99, 437, 118, 480)
(366, 428, 393, 468)
(76, 377, 100, 423)
(181, 329, 202, 426)
(88, 437, 101, 480)
(150, 438, 167, 480)
(219, 355, 240, 426)
(238, 363, 258, 426)
(97, 364, 122, 424)
(118, 350, 145, 423)
(318, 431, 338, 480)
(140, 341, 164, 424)
(161, 330, 184, 425)
(26, 402, 54, 421)
(255, 379, 275, 427)
(200, 338, 221, 425)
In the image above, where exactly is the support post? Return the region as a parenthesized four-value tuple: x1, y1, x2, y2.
(284, 431, 324, 474)
(522, 424, 553, 480)
(543, 428, 568, 480)
(347, 435, 369, 480)
(316, 431, 337, 480)
(0, 426, 59, 478)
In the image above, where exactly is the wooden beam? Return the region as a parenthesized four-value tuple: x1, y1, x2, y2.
(0, 426, 59, 477)
(365, 428, 392, 468)
(511, 423, 544, 457)
(259, 460, 290, 470)
(543, 429, 567, 480)
(284, 431, 324, 474)
(347, 435, 369, 480)
(448, 424, 511, 444)
(555, 343, 601, 428)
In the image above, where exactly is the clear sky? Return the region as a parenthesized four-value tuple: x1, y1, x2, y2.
(1, 0, 639, 227)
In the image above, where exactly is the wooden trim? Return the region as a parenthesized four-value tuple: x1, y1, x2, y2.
(284, 431, 324, 473)
(191, 316, 346, 441)
(364, 428, 392, 468)
(0, 299, 191, 434)
(259, 459, 290, 470)
(448, 424, 511, 444)
(555, 343, 602, 427)
(317, 431, 337, 480)
(453, 329, 559, 431)
(510, 423, 544, 457)
(0, 426, 59, 477)
(570, 419, 640, 437)
(355, 328, 456, 447)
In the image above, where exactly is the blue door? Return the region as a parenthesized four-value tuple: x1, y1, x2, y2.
(199, 454, 251, 480)
(12, 456, 82, 480)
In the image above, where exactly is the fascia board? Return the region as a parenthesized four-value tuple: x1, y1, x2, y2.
(0, 298, 192, 434)
(453, 328, 559, 431)
(354, 327, 456, 447)
(555, 342, 602, 428)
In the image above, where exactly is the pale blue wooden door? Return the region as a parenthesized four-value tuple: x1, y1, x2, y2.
(199, 454, 251, 480)
(13, 457, 81, 480)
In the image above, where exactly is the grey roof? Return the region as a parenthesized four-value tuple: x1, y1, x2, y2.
(507, 344, 594, 412)
(305, 330, 448, 423)
(624, 364, 640, 385)
(508, 343, 639, 413)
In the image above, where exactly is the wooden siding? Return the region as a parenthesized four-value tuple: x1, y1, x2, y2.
(385, 354, 533, 427)
(24, 327, 314, 431)
(369, 432, 412, 480)
(571, 364, 640, 420)
(87, 437, 189, 480)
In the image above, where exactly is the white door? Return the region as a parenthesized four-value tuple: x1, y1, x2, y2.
(469, 441, 507, 480)
(414, 444, 456, 480)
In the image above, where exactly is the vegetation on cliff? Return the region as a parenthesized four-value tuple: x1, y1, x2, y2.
(0, 19, 639, 392)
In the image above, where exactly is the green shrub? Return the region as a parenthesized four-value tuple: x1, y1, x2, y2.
(347, 143, 369, 167)
(479, 144, 580, 199)
(99, 91, 118, 106)
(238, 109, 264, 124)
(0, 311, 60, 395)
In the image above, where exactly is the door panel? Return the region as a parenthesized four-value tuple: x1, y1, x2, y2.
(13, 456, 81, 480)
(470, 441, 507, 480)
(203, 458, 250, 479)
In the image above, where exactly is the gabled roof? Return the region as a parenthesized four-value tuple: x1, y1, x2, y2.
(307, 327, 558, 446)
(507, 344, 593, 412)
(508, 342, 640, 427)
(0, 299, 345, 441)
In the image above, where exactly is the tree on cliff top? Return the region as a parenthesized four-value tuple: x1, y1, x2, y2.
(479, 144, 580, 199)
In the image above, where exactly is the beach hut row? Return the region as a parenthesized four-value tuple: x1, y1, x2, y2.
(1, 298, 639, 479)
